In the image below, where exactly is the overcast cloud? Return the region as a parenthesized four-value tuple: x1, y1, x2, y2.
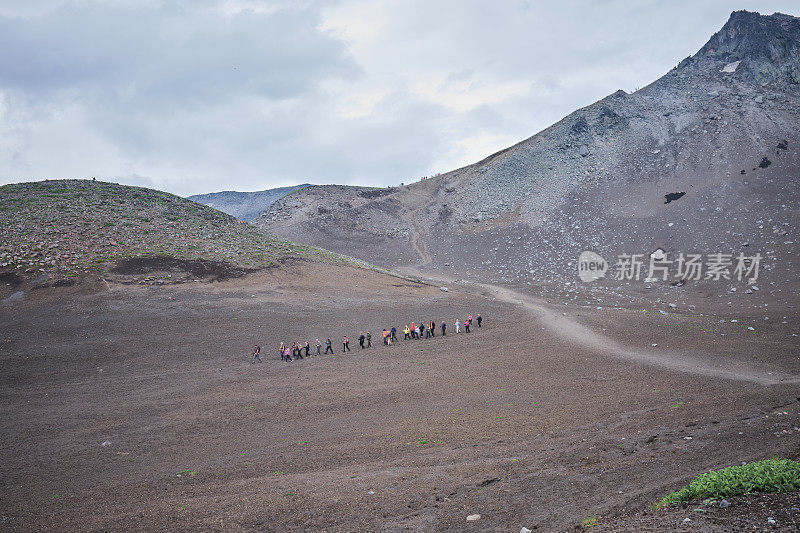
(0, 0, 797, 195)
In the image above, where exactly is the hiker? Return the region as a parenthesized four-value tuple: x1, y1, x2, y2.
(415, 325, 421, 339)
(465, 318, 471, 333)
(325, 338, 334, 354)
(391, 326, 397, 342)
(424, 322, 431, 338)
(455, 319, 460, 334)
(284, 345, 292, 362)
(293, 342, 303, 359)
(410, 322, 416, 338)
(366, 331, 372, 348)
(468, 313, 473, 325)
(304, 341, 310, 357)
(359, 332, 365, 349)
(441, 321, 446, 336)
(383, 329, 389, 345)
(343, 336, 351, 352)
(279, 342, 286, 361)
(477, 314, 482, 328)
(403, 325, 411, 340)
(429, 320, 436, 337)
(252, 344, 262, 364)
(419, 322, 425, 338)
(315, 339, 322, 356)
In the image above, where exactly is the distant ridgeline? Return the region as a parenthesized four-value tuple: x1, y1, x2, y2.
(187, 184, 312, 222)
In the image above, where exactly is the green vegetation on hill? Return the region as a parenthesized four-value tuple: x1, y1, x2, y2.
(654, 458, 800, 510)
(0, 179, 345, 280)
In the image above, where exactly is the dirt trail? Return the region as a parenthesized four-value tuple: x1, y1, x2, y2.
(400, 190, 437, 266)
(398, 265, 799, 386)
(407, 216, 432, 265)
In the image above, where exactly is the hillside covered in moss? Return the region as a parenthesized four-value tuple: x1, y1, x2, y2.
(0, 179, 343, 283)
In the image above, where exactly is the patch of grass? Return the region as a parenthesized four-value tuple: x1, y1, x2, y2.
(670, 401, 685, 409)
(654, 458, 800, 510)
(176, 469, 198, 477)
(581, 514, 599, 528)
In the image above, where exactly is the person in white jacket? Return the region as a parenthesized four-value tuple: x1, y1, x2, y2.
(455, 319, 460, 333)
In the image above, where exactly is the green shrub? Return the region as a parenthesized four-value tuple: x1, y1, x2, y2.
(654, 458, 800, 510)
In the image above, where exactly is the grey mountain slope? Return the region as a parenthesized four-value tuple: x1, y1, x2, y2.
(188, 184, 311, 221)
(255, 10, 800, 315)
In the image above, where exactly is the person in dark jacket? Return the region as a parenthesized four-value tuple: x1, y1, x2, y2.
(325, 338, 334, 354)
(359, 332, 365, 349)
(252, 344, 262, 363)
(441, 321, 447, 336)
(390, 326, 397, 342)
(304, 341, 310, 357)
(477, 314, 482, 327)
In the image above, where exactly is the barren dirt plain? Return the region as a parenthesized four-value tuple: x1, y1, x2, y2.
(1, 260, 799, 532)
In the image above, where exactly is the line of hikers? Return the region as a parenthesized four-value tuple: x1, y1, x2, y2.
(251, 313, 482, 363)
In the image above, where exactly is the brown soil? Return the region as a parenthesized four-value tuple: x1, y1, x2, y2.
(1, 261, 798, 532)
(110, 256, 255, 282)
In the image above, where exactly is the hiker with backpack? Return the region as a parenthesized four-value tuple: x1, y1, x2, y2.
(441, 321, 447, 336)
(315, 339, 322, 356)
(366, 331, 372, 348)
(284, 345, 292, 362)
(325, 338, 334, 354)
(252, 344, 262, 364)
(359, 332, 366, 349)
(391, 326, 397, 342)
(477, 314, 482, 328)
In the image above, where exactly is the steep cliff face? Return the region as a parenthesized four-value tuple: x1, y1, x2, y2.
(692, 10, 800, 83)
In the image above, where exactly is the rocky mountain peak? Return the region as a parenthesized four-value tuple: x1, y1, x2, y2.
(688, 10, 800, 83)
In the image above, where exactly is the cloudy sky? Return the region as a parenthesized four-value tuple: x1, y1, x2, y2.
(0, 0, 797, 196)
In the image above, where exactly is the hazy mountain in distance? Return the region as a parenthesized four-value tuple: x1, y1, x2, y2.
(188, 184, 311, 221)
